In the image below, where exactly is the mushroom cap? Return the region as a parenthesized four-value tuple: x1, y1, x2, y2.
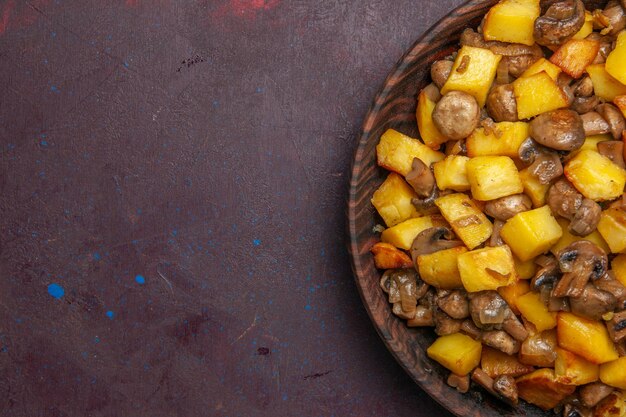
(534, 0, 586, 46)
(432, 91, 481, 140)
(484, 194, 532, 221)
(529, 109, 585, 151)
(486, 84, 518, 123)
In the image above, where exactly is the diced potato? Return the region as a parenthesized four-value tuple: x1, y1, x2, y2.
(516, 368, 576, 410)
(435, 193, 493, 249)
(614, 95, 626, 119)
(593, 392, 626, 417)
(519, 168, 550, 207)
(482, 0, 540, 46)
(555, 347, 599, 386)
(370, 242, 413, 269)
(600, 357, 626, 390)
(416, 87, 448, 149)
(441, 45, 502, 107)
(466, 156, 523, 201)
(587, 64, 626, 102)
(481, 346, 534, 379)
(458, 245, 517, 292)
(612, 254, 626, 287)
(597, 208, 626, 254)
(514, 257, 537, 280)
(381, 216, 443, 250)
(466, 122, 530, 158)
(565, 150, 626, 202)
(521, 57, 561, 80)
(551, 218, 610, 255)
(557, 312, 619, 365)
(371, 173, 420, 227)
(433, 155, 471, 192)
(376, 129, 445, 176)
(417, 246, 468, 289)
(606, 31, 626, 86)
(519, 329, 558, 367)
(500, 206, 563, 261)
(579, 134, 612, 152)
(513, 71, 569, 119)
(498, 279, 530, 315)
(572, 11, 593, 40)
(550, 38, 600, 79)
(426, 332, 482, 376)
(517, 291, 557, 332)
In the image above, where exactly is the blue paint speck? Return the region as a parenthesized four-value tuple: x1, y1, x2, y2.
(135, 275, 145, 285)
(51, 31, 57, 38)
(47, 283, 65, 299)
(105, 310, 114, 319)
(81, 351, 88, 358)
(305, 304, 312, 311)
(171, 229, 178, 237)
(253, 239, 261, 246)
(282, 394, 288, 401)
(40, 140, 48, 147)
(92, 252, 101, 261)
(212, 100, 220, 108)
(50, 85, 60, 93)
(94, 336, 100, 344)
(255, 86, 264, 93)
(123, 61, 129, 68)
(7, 143, 15, 150)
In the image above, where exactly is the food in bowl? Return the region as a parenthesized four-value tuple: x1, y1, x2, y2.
(369, 0, 626, 415)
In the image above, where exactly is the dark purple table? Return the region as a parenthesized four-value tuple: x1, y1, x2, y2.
(1, 1, 464, 415)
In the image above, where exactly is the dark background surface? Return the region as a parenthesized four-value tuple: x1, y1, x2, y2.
(0, 0, 464, 415)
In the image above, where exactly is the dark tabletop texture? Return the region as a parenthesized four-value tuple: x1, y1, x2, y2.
(0, 0, 464, 416)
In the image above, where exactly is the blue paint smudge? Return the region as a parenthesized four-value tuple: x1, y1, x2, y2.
(255, 86, 264, 93)
(81, 351, 88, 359)
(105, 310, 114, 319)
(123, 61, 129, 68)
(253, 239, 261, 246)
(50, 85, 60, 93)
(51, 31, 56, 37)
(92, 252, 101, 261)
(171, 229, 178, 237)
(94, 336, 100, 344)
(135, 275, 145, 285)
(305, 304, 312, 311)
(47, 283, 65, 299)
(212, 100, 220, 108)
(40, 140, 48, 147)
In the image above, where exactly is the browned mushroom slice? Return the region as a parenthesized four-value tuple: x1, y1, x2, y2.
(381, 269, 428, 309)
(436, 289, 469, 320)
(528, 150, 564, 185)
(534, 0, 586, 47)
(493, 375, 519, 405)
(600, 0, 626, 35)
(598, 141, 626, 168)
(574, 76, 594, 97)
(530, 109, 585, 151)
(406, 157, 435, 198)
(445, 139, 467, 156)
(489, 220, 505, 247)
(485, 194, 533, 221)
(434, 308, 463, 336)
(502, 314, 529, 342)
(581, 111, 611, 136)
(469, 291, 509, 328)
(461, 319, 482, 339)
(553, 241, 608, 298)
(569, 198, 602, 236)
(568, 284, 617, 320)
(519, 330, 558, 367)
(410, 227, 463, 264)
(596, 103, 626, 140)
(431, 60, 453, 90)
(572, 96, 600, 115)
(407, 305, 435, 327)
(380, 270, 401, 303)
(411, 187, 440, 215)
(482, 330, 520, 355)
(471, 368, 518, 406)
(447, 373, 470, 393)
(588, 32, 615, 65)
(562, 403, 592, 417)
(486, 84, 518, 122)
(607, 310, 626, 342)
(432, 91, 481, 140)
(595, 272, 626, 309)
(579, 382, 614, 408)
(547, 178, 583, 220)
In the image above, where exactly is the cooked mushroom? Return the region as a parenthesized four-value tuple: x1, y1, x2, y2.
(460, 28, 543, 59)
(432, 91, 481, 140)
(553, 241, 608, 298)
(406, 158, 435, 198)
(600, 0, 626, 35)
(598, 141, 626, 168)
(581, 111, 611, 136)
(562, 403, 592, 417)
(529, 109, 585, 151)
(595, 272, 626, 309)
(434, 308, 463, 336)
(569, 198, 602, 236)
(519, 330, 558, 367)
(596, 103, 626, 140)
(518, 137, 542, 165)
(493, 375, 519, 405)
(445, 139, 467, 156)
(469, 291, 509, 328)
(579, 382, 614, 408)
(481, 330, 520, 355)
(532, 152, 564, 184)
(534, 0, 586, 46)
(461, 319, 483, 339)
(431, 60, 453, 90)
(484, 194, 533, 221)
(489, 220, 505, 247)
(547, 178, 583, 220)
(571, 96, 600, 115)
(486, 84, 518, 122)
(588, 32, 615, 65)
(574, 76, 594, 97)
(447, 373, 470, 393)
(501, 54, 540, 78)
(532, 254, 561, 290)
(380, 269, 428, 307)
(502, 314, 529, 342)
(607, 310, 626, 342)
(410, 227, 463, 264)
(411, 187, 440, 215)
(407, 305, 435, 327)
(436, 289, 469, 320)
(568, 284, 617, 320)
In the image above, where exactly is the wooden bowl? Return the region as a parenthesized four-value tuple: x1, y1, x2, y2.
(347, 0, 607, 416)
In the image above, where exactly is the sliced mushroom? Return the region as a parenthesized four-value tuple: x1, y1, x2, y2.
(436, 289, 469, 320)
(569, 284, 617, 320)
(381, 269, 428, 307)
(432, 91, 481, 140)
(562, 403, 592, 417)
(411, 187, 440, 215)
(407, 305, 435, 327)
(579, 382, 614, 408)
(534, 0, 586, 46)
(596, 103, 626, 140)
(461, 319, 483, 339)
(587, 32, 615, 65)
(460, 28, 543, 59)
(445, 139, 467, 156)
(607, 309, 626, 342)
(481, 330, 520, 355)
(532, 254, 561, 290)
(553, 241, 608, 298)
(501, 54, 540, 78)
(431, 60, 453, 90)
(529, 109, 585, 151)
(574, 76, 594, 97)
(493, 375, 519, 405)
(519, 330, 558, 367)
(406, 157, 435, 198)
(598, 141, 626, 168)
(518, 138, 565, 185)
(434, 308, 463, 336)
(447, 373, 470, 393)
(595, 272, 626, 309)
(489, 220, 505, 247)
(484, 194, 532, 221)
(410, 227, 463, 265)
(547, 178, 583, 220)
(486, 84, 518, 122)
(571, 96, 600, 115)
(502, 314, 529, 342)
(518, 137, 541, 165)
(469, 291, 509, 328)
(569, 198, 602, 236)
(601, 0, 626, 35)
(581, 111, 611, 136)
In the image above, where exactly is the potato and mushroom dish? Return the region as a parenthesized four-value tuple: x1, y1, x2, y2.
(370, 0, 626, 415)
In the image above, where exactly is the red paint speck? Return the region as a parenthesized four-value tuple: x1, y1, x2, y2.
(212, 0, 280, 20)
(0, 0, 50, 36)
(125, 0, 139, 7)
(0, 0, 16, 35)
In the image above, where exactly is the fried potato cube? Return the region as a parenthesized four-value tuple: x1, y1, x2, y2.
(587, 64, 626, 102)
(417, 246, 468, 289)
(498, 279, 531, 315)
(612, 254, 626, 287)
(370, 242, 413, 269)
(550, 38, 600, 79)
(557, 312, 618, 365)
(435, 193, 493, 249)
(371, 173, 420, 227)
(481, 0, 540, 46)
(458, 245, 517, 292)
(481, 346, 534, 379)
(441, 45, 502, 107)
(417, 87, 448, 149)
(519, 168, 550, 207)
(514, 257, 537, 280)
(376, 129, 445, 176)
(555, 347, 599, 386)
(380, 216, 443, 250)
(513, 71, 569, 120)
(597, 208, 626, 254)
(606, 31, 626, 86)
(516, 368, 576, 410)
(466, 156, 523, 201)
(550, 218, 610, 255)
(579, 134, 612, 152)
(466, 122, 530, 158)
(427, 333, 482, 376)
(600, 357, 626, 390)
(500, 206, 563, 261)
(517, 291, 557, 332)
(433, 155, 471, 192)
(593, 392, 626, 417)
(572, 11, 593, 40)
(564, 150, 626, 202)
(521, 57, 562, 80)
